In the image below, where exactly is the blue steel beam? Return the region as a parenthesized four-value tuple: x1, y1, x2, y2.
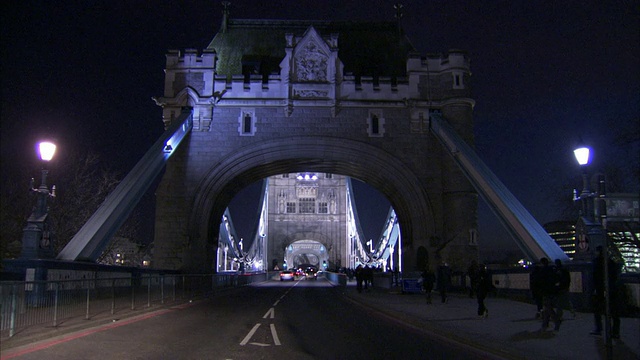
(57, 108, 193, 261)
(373, 208, 399, 263)
(429, 113, 568, 262)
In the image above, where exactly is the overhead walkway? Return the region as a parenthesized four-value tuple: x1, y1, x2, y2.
(57, 108, 194, 261)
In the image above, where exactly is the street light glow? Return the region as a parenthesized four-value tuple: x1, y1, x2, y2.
(38, 142, 57, 161)
(573, 147, 590, 166)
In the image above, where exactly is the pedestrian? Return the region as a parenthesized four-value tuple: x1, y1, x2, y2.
(554, 259, 574, 319)
(355, 264, 364, 293)
(590, 246, 621, 338)
(421, 266, 436, 304)
(437, 262, 452, 303)
(476, 264, 494, 318)
(467, 260, 480, 298)
(393, 266, 399, 287)
(539, 257, 562, 331)
(363, 265, 373, 291)
(529, 261, 544, 319)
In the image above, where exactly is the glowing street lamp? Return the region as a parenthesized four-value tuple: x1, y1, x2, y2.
(20, 141, 57, 259)
(573, 147, 591, 216)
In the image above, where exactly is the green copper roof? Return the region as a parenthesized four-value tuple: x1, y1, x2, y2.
(207, 18, 416, 78)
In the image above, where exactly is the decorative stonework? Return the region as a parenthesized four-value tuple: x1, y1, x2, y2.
(293, 89, 329, 98)
(295, 42, 328, 82)
(297, 185, 317, 197)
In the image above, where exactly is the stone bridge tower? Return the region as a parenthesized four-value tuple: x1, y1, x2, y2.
(268, 173, 349, 271)
(152, 8, 478, 273)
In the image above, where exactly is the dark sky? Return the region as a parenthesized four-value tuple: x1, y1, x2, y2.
(2, 1, 638, 259)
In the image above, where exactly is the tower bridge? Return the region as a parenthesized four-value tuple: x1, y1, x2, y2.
(56, 9, 567, 273)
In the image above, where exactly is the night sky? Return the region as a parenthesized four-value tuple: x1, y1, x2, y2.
(1, 1, 638, 260)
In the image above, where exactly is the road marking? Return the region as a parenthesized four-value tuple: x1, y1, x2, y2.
(239, 322, 281, 347)
(270, 324, 281, 346)
(273, 299, 280, 306)
(263, 307, 275, 319)
(239, 323, 261, 346)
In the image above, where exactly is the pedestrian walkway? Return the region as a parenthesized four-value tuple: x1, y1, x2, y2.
(341, 281, 640, 360)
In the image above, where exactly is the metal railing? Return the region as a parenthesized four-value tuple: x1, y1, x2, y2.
(0, 272, 265, 339)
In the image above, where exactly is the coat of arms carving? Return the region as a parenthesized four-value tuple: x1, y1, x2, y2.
(295, 42, 328, 82)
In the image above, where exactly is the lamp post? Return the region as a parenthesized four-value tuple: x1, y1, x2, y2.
(21, 141, 57, 259)
(573, 146, 612, 359)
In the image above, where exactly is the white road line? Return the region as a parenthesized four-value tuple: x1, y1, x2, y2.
(239, 323, 261, 346)
(273, 300, 280, 306)
(270, 324, 281, 346)
(263, 307, 275, 319)
(249, 342, 270, 347)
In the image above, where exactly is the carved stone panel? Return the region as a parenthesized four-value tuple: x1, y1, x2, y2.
(294, 42, 328, 82)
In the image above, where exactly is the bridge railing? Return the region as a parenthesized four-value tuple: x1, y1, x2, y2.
(0, 272, 266, 340)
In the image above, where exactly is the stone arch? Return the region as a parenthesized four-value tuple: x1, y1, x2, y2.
(284, 239, 329, 269)
(188, 135, 437, 271)
(175, 87, 200, 107)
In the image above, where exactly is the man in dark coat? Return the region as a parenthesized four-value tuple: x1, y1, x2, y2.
(539, 257, 562, 331)
(437, 263, 452, 303)
(530, 261, 544, 319)
(421, 266, 436, 304)
(476, 264, 494, 318)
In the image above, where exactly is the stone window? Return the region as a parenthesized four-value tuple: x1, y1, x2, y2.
(367, 110, 385, 137)
(469, 229, 478, 246)
(299, 198, 315, 213)
(324, 173, 332, 179)
(238, 109, 256, 136)
(286, 202, 296, 213)
(318, 201, 328, 214)
(453, 71, 465, 89)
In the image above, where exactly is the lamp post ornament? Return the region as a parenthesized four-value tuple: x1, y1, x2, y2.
(20, 142, 57, 259)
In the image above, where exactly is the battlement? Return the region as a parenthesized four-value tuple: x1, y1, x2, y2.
(165, 49, 216, 69)
(407, 50, 471, 72)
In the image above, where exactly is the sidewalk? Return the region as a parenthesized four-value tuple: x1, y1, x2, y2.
(341, 282, 640, 360)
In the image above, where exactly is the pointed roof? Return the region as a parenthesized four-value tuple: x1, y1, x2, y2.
(207, 17, 416, 78)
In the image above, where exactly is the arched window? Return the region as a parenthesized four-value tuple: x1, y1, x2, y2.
(238, 109, 256, 136)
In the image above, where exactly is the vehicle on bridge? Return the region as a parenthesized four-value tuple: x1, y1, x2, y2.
(305, 267, 318, 280)
(279, 270, 295, 281)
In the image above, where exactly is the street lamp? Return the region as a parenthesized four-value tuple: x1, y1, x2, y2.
(573, 145, 612, 359)
(21, 141, 57, 259)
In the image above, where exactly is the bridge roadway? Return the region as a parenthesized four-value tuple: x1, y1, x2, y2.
(2, 278, 638, 359)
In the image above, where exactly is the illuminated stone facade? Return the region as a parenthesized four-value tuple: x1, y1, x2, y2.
(152, 9, 478, 272)
(267, 173, 348, 270)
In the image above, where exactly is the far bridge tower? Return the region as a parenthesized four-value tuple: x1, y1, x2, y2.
(267, 173, 349, 271)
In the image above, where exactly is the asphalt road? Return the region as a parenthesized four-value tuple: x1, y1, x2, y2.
(5, 277, 487, 359)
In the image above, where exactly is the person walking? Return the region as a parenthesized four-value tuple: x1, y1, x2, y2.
(421, 266, 436, 304)
(355, 264, 364, 293)
(476, 264, 494, 318)
(554, 259, 573, 319)
(437, 262, 452, 303)
(467, 260, 480, 298)
(529, 261, 544, 319)
(363, 265, 373, 291)
(539, 257, 562, 331)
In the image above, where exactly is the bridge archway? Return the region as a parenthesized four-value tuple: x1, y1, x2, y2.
(284, 240, 328, 270)
(188, 135, 436, 272)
